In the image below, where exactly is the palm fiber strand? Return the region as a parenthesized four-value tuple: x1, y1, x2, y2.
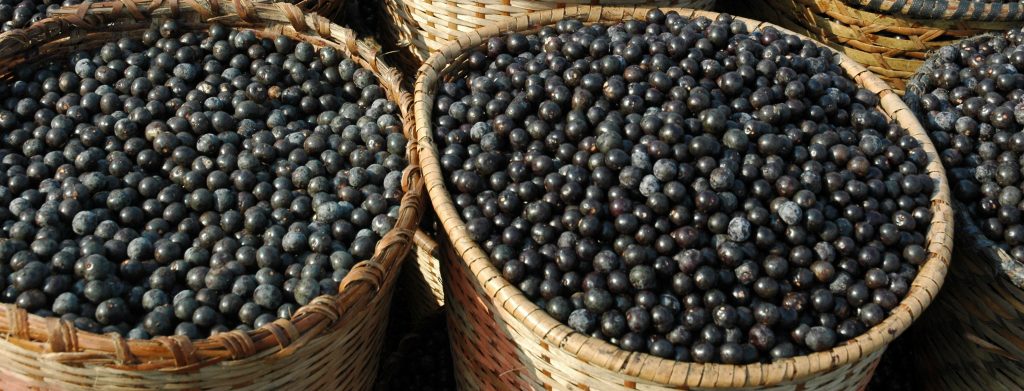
(414, 5, 953, 390)
(903, 40, 1024, 390)
(0, 0, 425, 389)
(741, 0, 1024, 94)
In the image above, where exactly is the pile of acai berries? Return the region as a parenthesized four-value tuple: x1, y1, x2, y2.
(915, 28, 1024, 261)
(0, 21, 409, 339)
(0, 0, 82, 31)
(433, 10, 934, 364)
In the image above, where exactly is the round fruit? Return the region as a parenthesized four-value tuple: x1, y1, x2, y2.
(0, 23, 408, 339)
(432, 10, 932, 363)
(914, 28, 1024, 262)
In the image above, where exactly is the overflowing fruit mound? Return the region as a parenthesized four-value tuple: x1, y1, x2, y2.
(916, 29, 1024, 261)
(432, 10, 934, 364)
(0, 21, 408, 339)
(0, 0, 81, 31)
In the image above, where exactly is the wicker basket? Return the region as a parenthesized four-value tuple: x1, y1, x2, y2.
(380, 0, 716, 72)
(414, 5, 954, 390)
(0, 0, 425, 389)
(903, 38, 1024, 390)
(380, 0, 720, 323)
(740, 0, 1024, 94)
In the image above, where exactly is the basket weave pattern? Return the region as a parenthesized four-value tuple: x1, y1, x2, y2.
(0, 0, 425, 388)
(414, 5, 954, 390)
(743, 0, 1024, 93)
(912, 214, 1024, 390)
(844, 0, 1024, 21)
(399, 229, 446, 324)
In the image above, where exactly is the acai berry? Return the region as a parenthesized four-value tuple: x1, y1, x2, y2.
(0, 22, 408, 339)
(432, 10, 933, 363)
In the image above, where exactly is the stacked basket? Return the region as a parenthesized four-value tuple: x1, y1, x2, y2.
(742, 0, 1024, 93)
(0, 0, 424, 389)
(414, 5, 954, 390)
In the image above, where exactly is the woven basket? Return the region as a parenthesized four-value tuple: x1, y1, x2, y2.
(379, 0, 715, 72)
(740, 0, 1024, 94)
(903, 37, 1024, 390)
(0, 0, 425, 389)
(414, 5, 954, 390)
(380, 0, 720, 321)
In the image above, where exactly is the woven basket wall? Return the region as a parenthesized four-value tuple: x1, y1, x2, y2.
(910, 212, 1024, 390)
(903, 37, 1024, 390)
(396, 228, 446, 326)
(380, 0, 716, 72)
(414, 5, 954, 390)
(740, 0, 1024, 94)
(0, 0, 425, 389)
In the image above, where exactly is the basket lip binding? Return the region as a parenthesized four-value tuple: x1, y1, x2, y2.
(0, 0, 425, 371)
(905, 32, 1024, 289)
(414, 5, 954, 387)
(842, 0, 1024, 22)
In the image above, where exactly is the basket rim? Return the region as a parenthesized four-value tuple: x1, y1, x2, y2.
(0, 0, 425, 370)
(842, 0, 1024, 22)
(414, 5, 953, 387)
(904, 32, 1024, 289)
(952, 205, 1024, 288)
(780, 0, 1022, 39)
